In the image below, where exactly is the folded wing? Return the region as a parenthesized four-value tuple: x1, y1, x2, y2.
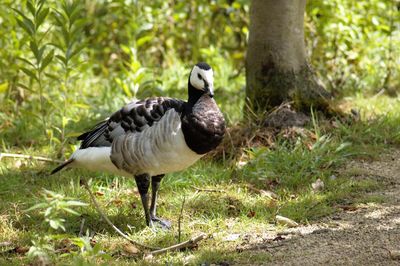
(77, 97, 185, 149)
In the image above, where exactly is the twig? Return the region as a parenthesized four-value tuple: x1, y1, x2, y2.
(81, 178, 160, 250)
(237, 243, 284, 252)
(0, 152, 63, 163)
(83, 179, 209, 255)
(192, 186, 225, 193)
(78, 218, 85, 237)
(0, 242, 13, 247)
(149, 233, 207, 256)
(246, 184, 278, 199)
(178, 196, 186, 242)
(246, 184, 263, 194)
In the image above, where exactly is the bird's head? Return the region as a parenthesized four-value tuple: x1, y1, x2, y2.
(188, 62, 214, 103)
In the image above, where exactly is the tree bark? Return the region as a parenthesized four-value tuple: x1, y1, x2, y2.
(246, 0, 331, 113)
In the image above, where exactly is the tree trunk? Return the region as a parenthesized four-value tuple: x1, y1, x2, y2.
(246, 0, 331, 113)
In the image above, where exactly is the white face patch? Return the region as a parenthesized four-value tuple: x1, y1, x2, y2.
(189, 66, 214, 93)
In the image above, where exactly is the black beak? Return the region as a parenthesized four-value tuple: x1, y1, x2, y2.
(204, 82, 214, 98)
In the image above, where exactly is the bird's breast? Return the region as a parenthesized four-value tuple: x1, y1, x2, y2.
(181, 96, 226, 154)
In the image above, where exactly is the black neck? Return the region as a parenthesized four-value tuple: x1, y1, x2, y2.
(187, 80, 204, 106)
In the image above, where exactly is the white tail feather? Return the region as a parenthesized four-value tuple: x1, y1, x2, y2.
(72, 147, 130, 177)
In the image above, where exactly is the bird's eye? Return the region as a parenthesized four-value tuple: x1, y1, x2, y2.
(197, 73, 202, 80)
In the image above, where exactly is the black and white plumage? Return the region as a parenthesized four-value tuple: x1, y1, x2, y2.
(51, 62, 225, 228)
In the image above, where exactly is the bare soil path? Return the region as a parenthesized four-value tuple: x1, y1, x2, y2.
(248, 149, 400, 265)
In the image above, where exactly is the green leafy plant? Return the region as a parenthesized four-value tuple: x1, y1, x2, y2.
(68, 235, 111, 263)
(52, 0, 86, 156)
(306, 0, 400, 95)
(26, 189, 88, 231)
(13, 0, 54, 137)
(114, 45, 153, 99)
(26, 235, 54, 264)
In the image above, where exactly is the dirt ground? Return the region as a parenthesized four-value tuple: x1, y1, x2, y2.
(242, 149, 400, 265)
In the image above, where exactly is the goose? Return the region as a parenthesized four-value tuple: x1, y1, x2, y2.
(51, 62, 226, 228)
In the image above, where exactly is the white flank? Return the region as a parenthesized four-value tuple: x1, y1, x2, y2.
(111, 109, 204, 176)
(69, 109, 204, 178)
(71, 147, 130, 177)
(147, 124, 203, 176)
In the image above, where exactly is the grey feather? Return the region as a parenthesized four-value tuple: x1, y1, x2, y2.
(110, 109, 200, 176)
(78, 97, 184, 149)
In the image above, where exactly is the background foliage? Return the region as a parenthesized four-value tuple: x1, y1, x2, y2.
(1, 1, 400, 264)
(0, 0, 399, 155)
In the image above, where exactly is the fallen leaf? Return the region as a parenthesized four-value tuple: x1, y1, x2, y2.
(183, 254, 195, 265)
(247, 184, 278, 199)
(336, 205, 358, 211)
(14, 160, 23, 168)
(236, 159, 248, 169)
(309, 131, 317, 140)
(112, 199, 123, 206)
(123, 244, 140, 255)
(144, 253, 153, 261)
(247, 210, 256, 218)
(388, 250, 400, 260)
(276, 215, 299, 228)
(260, 190, 278, 199)
(14, 246, 29, 254)
(311, 178, 325, 192)
(95, 191, 104, 196)
(305, 142, 313, 151)
(272, 235, 286, 241)
(223, 234, 240, 241)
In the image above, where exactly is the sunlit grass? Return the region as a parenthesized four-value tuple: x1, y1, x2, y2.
(0, 94, 399, 264)
(348, 94, 400, 117)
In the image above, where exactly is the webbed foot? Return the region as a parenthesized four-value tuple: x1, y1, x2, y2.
(150, 215, 171, 229)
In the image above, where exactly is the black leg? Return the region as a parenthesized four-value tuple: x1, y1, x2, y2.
(150, 175, 171, 229)
(134, 174, 152, 227)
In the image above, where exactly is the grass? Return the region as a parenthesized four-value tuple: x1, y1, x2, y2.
(0, 95, 399, 265)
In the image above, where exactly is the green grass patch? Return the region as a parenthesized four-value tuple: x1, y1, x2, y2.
(0, 95, 399, 264)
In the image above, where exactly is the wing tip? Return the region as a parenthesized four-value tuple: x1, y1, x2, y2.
(50, 159, 74, 175)
(77, 132, 89, 141)
(79, 120, 109, 149)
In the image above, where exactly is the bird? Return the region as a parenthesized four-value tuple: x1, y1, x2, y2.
(51, 62, 226, 228)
